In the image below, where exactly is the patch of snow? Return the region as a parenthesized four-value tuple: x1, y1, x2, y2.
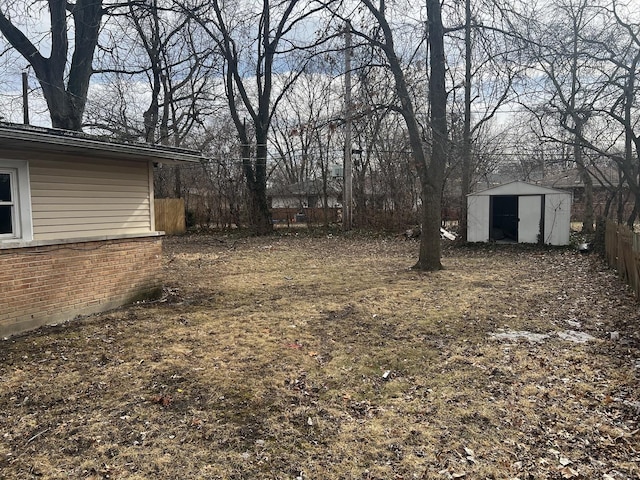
(489, 329, 597, 344)
(489, 331, 550, 343)
(557, 330, 596, 343)
(565, 319, 582, 329)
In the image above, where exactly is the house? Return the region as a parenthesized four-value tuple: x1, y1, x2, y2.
(268, 178, 342, 210)
(538, 166, 631, 221)
(0, 123, 202, 337)
(467, 181, 572, 245)
(268, 178, 342, 223)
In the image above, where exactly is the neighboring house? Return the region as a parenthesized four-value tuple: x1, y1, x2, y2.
(0, 123, 202, 337)
(538, 166, 630, 221)
(268, 178, 342, 210)
(467, 181, 572, 245)
(268, 178, 342, 223)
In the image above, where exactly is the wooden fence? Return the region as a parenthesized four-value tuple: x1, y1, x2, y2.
(605, 220, 640, 298)
(155, 198, 186, 235)
(271, 207, 339, 225)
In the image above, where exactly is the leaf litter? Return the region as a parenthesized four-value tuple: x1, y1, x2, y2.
(0, 234, 639, 479)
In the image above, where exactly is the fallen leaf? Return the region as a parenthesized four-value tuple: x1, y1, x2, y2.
(151, 394, 173, 407)
(559, 466, 579, 478)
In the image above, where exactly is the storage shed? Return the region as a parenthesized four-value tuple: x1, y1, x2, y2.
(467, 181, 572, 245)
(0, 123, 202, 337)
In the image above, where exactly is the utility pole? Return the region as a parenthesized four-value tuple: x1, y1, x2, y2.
(343, 21, 353, 231)
(460, 0, 471, 241)
(22, 71, 29, 125)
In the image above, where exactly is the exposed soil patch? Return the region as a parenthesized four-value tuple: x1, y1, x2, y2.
(1, 234, 639, 479)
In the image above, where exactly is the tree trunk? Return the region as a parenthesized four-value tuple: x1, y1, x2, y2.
(0, 0, 102, 131)
(573, 118, 594, 234)
(39, 81, 84, 130)
(413, 0, 448, 271)
(626, 199, 638, 227)
(243, 137, 273, 235)
(415, 183, 444, 270)
(578, 161, 594, 233)
(360, 0, 446, 270)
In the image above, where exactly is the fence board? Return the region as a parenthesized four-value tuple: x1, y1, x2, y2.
(155, 198, 186, 235)
(605, 220, 640, 298)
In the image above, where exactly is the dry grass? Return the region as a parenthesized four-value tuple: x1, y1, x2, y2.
(1, 233, 639, 479)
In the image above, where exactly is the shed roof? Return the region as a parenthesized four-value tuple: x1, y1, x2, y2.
(469, 180, 571, 197)
(0, 123, 204, 164)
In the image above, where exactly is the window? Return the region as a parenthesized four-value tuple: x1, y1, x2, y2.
(0, 170, 17, 236)
(0, 160, 32, 242)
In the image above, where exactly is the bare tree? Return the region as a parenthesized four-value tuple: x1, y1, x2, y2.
(269, 60, 345, 226)
(182, 0, 329, 235)
(89, 1, 221, 144)
(527, 0, 640, 227)
(345, 0, 447, 270)
(528, 0, 600, 232)
(0, 0, 103, 130)
(447, 0, 522, 239)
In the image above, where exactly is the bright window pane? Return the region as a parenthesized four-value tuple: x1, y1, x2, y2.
(0, 205, 12, 234)
(0, 173, 11, 202)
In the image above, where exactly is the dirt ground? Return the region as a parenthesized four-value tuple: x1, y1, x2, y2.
(1, 233, 639, 479)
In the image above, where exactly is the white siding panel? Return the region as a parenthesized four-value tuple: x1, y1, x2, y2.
(518, 195, 542, 243)
(30, 182, 149, 193)
(33, 212, 149, 223)
(30, 158, 153, 240)
(33, 203, 150, 214)
(31, 197, 150, 205)
(36, 221, 150, 233)
(467, 195, 490, 242)
(544, 193, 572, 245)
(31, 169, 149, 186)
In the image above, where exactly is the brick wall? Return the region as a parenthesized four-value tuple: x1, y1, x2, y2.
(0, 237, 163, 337)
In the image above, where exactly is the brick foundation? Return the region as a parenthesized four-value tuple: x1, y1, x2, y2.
(0, 236, 163, 337)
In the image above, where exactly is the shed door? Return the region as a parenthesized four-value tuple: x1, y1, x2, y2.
(490, 196, 518, 241)
(518, 195, 543, 243)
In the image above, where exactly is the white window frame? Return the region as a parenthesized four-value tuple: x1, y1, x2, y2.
(0, 168, 18, 237)
(0, 160, 33, 242)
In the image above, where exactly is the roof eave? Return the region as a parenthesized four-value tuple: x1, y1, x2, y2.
(0, 127, 204, 164)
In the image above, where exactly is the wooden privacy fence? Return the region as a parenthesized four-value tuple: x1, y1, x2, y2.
(155, 198, 186, 235)
(605, 220, 640, 298)
(271, 207, 339, 224)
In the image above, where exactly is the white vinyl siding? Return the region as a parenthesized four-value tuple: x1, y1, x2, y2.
(29, 157, 153, 241)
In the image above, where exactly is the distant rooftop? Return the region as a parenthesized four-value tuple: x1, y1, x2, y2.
(538, 166, 620, 189)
